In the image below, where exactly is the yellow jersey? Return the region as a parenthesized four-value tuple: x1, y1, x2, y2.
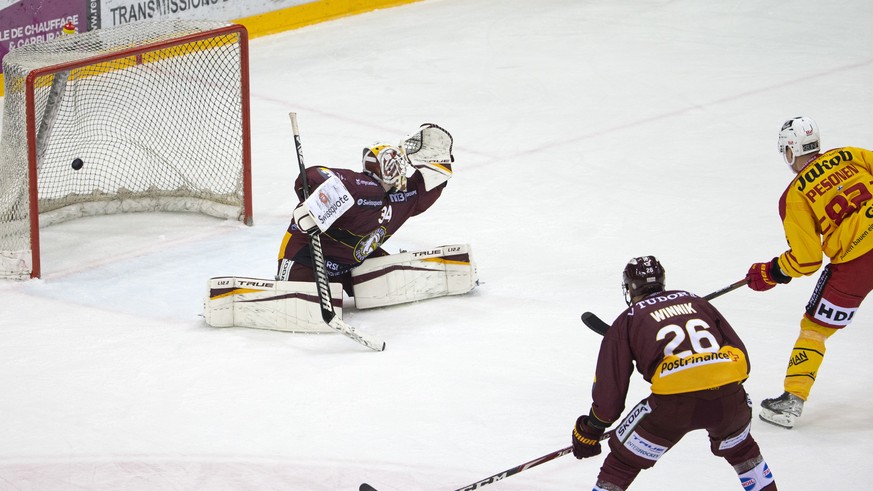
(776, 147, 873, 277)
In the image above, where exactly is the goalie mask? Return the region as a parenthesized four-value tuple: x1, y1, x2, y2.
(778, 116, 820, 169)
(363, 143, 408, 192)
(622, 256, 666, 305)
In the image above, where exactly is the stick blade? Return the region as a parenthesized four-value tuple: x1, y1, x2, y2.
(580, 311, 610, 336)
(360, 484, 378, 491)
(328, 316, 386, 352)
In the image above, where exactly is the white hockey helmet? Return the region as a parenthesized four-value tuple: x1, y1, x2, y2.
(363, 143, 408, 191)
(777, 116, 820, 168)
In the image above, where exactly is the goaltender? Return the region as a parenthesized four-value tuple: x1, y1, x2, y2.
(277, 123, 477, 309)
(203, 124, 476, 334)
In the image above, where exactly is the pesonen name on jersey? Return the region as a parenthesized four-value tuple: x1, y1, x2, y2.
(795, 149, 856, 193)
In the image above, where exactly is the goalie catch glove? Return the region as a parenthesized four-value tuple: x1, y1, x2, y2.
(401, 123, 454, 164)
(292, 202, 320, 236)
(400, 123, 454, 191)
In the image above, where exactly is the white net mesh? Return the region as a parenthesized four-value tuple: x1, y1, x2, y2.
(0, 20, 251, 279)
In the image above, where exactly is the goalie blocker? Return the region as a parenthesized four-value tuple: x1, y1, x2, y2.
(204, 244, 477, 331)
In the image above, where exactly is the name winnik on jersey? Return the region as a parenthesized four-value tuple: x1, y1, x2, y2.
(632, 291, 698, 320)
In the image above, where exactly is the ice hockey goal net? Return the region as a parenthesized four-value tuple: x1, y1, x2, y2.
(0, 20, 252, 279)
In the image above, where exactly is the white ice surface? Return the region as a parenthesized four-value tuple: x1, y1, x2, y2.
(2, 0, 873, 489)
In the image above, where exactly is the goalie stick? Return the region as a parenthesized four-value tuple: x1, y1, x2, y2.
(581, 278, 750, 336)
(289, 112, 386, 352)
(360, 432, 613, 491)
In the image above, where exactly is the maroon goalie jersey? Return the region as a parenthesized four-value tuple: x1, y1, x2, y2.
(279, 165, 449, 275)
(590, 290, 750, 425)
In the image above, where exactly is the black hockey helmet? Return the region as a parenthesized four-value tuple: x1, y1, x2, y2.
(622, 256, 666, 305)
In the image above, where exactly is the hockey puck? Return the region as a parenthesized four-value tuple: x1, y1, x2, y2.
(71, 158, 83, 170)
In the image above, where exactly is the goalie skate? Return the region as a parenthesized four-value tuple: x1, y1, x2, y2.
(759, 391, 804, 429)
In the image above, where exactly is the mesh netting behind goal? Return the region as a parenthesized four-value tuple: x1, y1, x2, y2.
(0, 20, 252, 279)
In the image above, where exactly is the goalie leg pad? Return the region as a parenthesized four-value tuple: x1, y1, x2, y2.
(204, 276, 342, 333)
(351, 244, 478, 309)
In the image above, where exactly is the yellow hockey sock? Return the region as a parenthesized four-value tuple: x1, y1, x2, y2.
(783, 319, 836, 400)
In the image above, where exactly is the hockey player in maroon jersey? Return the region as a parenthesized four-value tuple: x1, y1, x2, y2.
(745, 116, 873, 429)
(203, 124, 475, 335)
(276, 123, 469, 298)
(572, 256, 776, 491)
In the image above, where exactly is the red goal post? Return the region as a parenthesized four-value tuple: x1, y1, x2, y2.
(0, 20, 253, 279)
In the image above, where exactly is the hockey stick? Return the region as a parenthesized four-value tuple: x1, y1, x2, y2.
(701, 278, 750, 301)
(360, 432, 613, 491)
(359, 449, 571, 491)
(449, 446, 573, 490)
(581, 278, 750, 336)
(289, 112, 386, 352)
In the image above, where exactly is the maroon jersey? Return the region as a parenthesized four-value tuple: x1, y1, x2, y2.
(590, 290, 750, 425)
(279, 165, 449, 276)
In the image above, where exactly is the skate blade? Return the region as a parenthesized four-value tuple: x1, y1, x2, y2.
(759, 408, 796, 429)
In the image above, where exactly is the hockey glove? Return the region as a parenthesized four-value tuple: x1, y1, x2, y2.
(571, 416, 604, 459)
(746, 258, 791, 292)
(292, 202, 320, 236)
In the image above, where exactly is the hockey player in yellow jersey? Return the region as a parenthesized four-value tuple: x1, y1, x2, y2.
(745, 116, 873, 428)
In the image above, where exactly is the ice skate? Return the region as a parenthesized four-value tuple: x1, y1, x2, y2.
(759, 391, 804, 429)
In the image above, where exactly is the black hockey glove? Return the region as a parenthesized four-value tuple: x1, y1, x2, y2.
(571, 415, 604, 459)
